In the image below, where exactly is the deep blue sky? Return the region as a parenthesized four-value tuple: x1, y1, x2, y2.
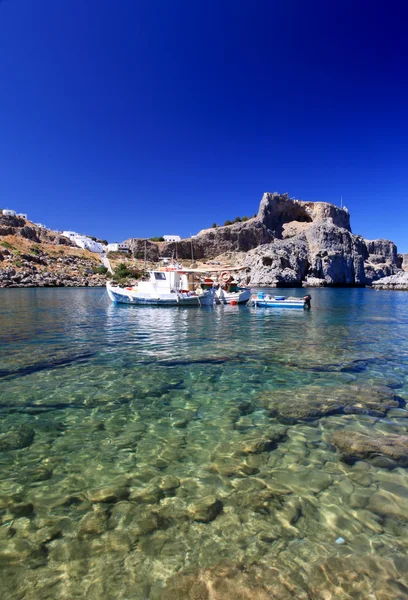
(0, 0, 407, 250)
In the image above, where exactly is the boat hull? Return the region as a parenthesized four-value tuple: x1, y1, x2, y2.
(216, 288, 251, 305)
(107, 283, 213, 306)
(253, 299, 305, 309)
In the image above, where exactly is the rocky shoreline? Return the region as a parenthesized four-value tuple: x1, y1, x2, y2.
(372, 271, 408, 291)
(1, 194, 407, 289)
(0, 214, 107, 288)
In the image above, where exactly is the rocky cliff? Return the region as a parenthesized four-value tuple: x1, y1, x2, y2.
(126, 192, 401, 287)
(0, 215, 107, 288)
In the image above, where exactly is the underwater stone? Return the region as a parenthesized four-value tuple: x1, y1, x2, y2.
(188, 496, 223, 522)
(133, 510, 169, 536)
(260, 384, 399, 423)
(102, 531, 133, 552)
(331, 430, 408, 468)
(0, 538, 40, 564)
(239, 427, 287, 455)
(368, 483, 408, 521)
(78, 507, 108, 536)
(86, 486, 129, 503)
(159, 476, 180, 493)
(28, 465, 53, 482)
(0, 425, 35, 452)
(9, 502, 34, 518)
(129, 485, 164, 504)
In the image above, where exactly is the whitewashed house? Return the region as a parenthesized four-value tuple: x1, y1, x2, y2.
(17, 213, 28, 219)
(163, 235, 181, 242)
(2, 209, 17, 217)
(107, 242, 130, 253)
(62, 231, 104, 253)
(34, 223, 46, 229)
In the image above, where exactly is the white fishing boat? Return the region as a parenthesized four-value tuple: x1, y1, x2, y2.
(106, 268, 214, 306)
(215, 275, 251, 305)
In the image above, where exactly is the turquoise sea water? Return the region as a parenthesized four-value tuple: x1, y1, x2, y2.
(1, 287, 408, 599)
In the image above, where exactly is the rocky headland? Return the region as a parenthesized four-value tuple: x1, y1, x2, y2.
(1, 193, 406, 288)
(126, 192, 405, 288)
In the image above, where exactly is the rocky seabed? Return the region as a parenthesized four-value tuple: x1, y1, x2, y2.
(1, 350, 408, 599)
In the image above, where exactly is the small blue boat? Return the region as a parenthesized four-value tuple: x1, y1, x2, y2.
(252, 292, 311, 309)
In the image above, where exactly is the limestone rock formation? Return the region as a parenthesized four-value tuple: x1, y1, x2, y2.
(125, 191, 401, 287)
(372, 271, 408, 290)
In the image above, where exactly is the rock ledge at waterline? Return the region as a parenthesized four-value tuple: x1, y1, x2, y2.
(372, 271, 408, 291)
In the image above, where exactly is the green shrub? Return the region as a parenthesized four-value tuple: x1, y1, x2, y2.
(30, 244, 41, 255)
(211, 222, 217, 228)
(241, 216, 249, 222)
(149, 236, 165, 242)
(223, 220, 232, 226)
(0, 241, 13, 249)
(111, 262, 142, 283)
(234, 216, 241, 223)
(94, 265, 108, 275)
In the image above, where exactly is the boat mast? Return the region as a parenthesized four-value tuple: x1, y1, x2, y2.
(144, 240, 147, 272)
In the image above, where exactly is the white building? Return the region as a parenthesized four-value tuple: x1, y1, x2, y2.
(2, 209, 17, 217)
(107, 242, 130, 253)
(163, 235, 181, 242)
(62, 231, 104, 253)
(17, 213, 28, 219)
(34, 223, 46, 229)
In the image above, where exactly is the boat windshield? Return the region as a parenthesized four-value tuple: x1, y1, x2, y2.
(154, 272, 166, 280)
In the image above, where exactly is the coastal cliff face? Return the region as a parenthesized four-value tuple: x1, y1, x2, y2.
(0, 216, 106, 288)
(401, 254, 408, 272)
(125, 192, 401, 287)
(1, 194, 404, 289)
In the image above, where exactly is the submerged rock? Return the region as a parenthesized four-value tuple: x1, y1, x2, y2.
(239, 426, 287, 455)
(188, 496, 223, 522)
(260, 384, 399, 423)
(331, 430, 408, 468)
(86, 486, 129, 504)
(157, 561, 309, 599)
(0, 425, 35, 451)
(78, 507, 108, 536)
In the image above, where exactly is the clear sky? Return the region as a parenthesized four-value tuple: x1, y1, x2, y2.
(0, 0, 407, 250)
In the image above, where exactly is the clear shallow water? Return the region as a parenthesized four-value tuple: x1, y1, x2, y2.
(0, 287, 408, 599)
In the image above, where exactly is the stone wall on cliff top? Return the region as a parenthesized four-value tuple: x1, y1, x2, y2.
(124, 192, 401, 287)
